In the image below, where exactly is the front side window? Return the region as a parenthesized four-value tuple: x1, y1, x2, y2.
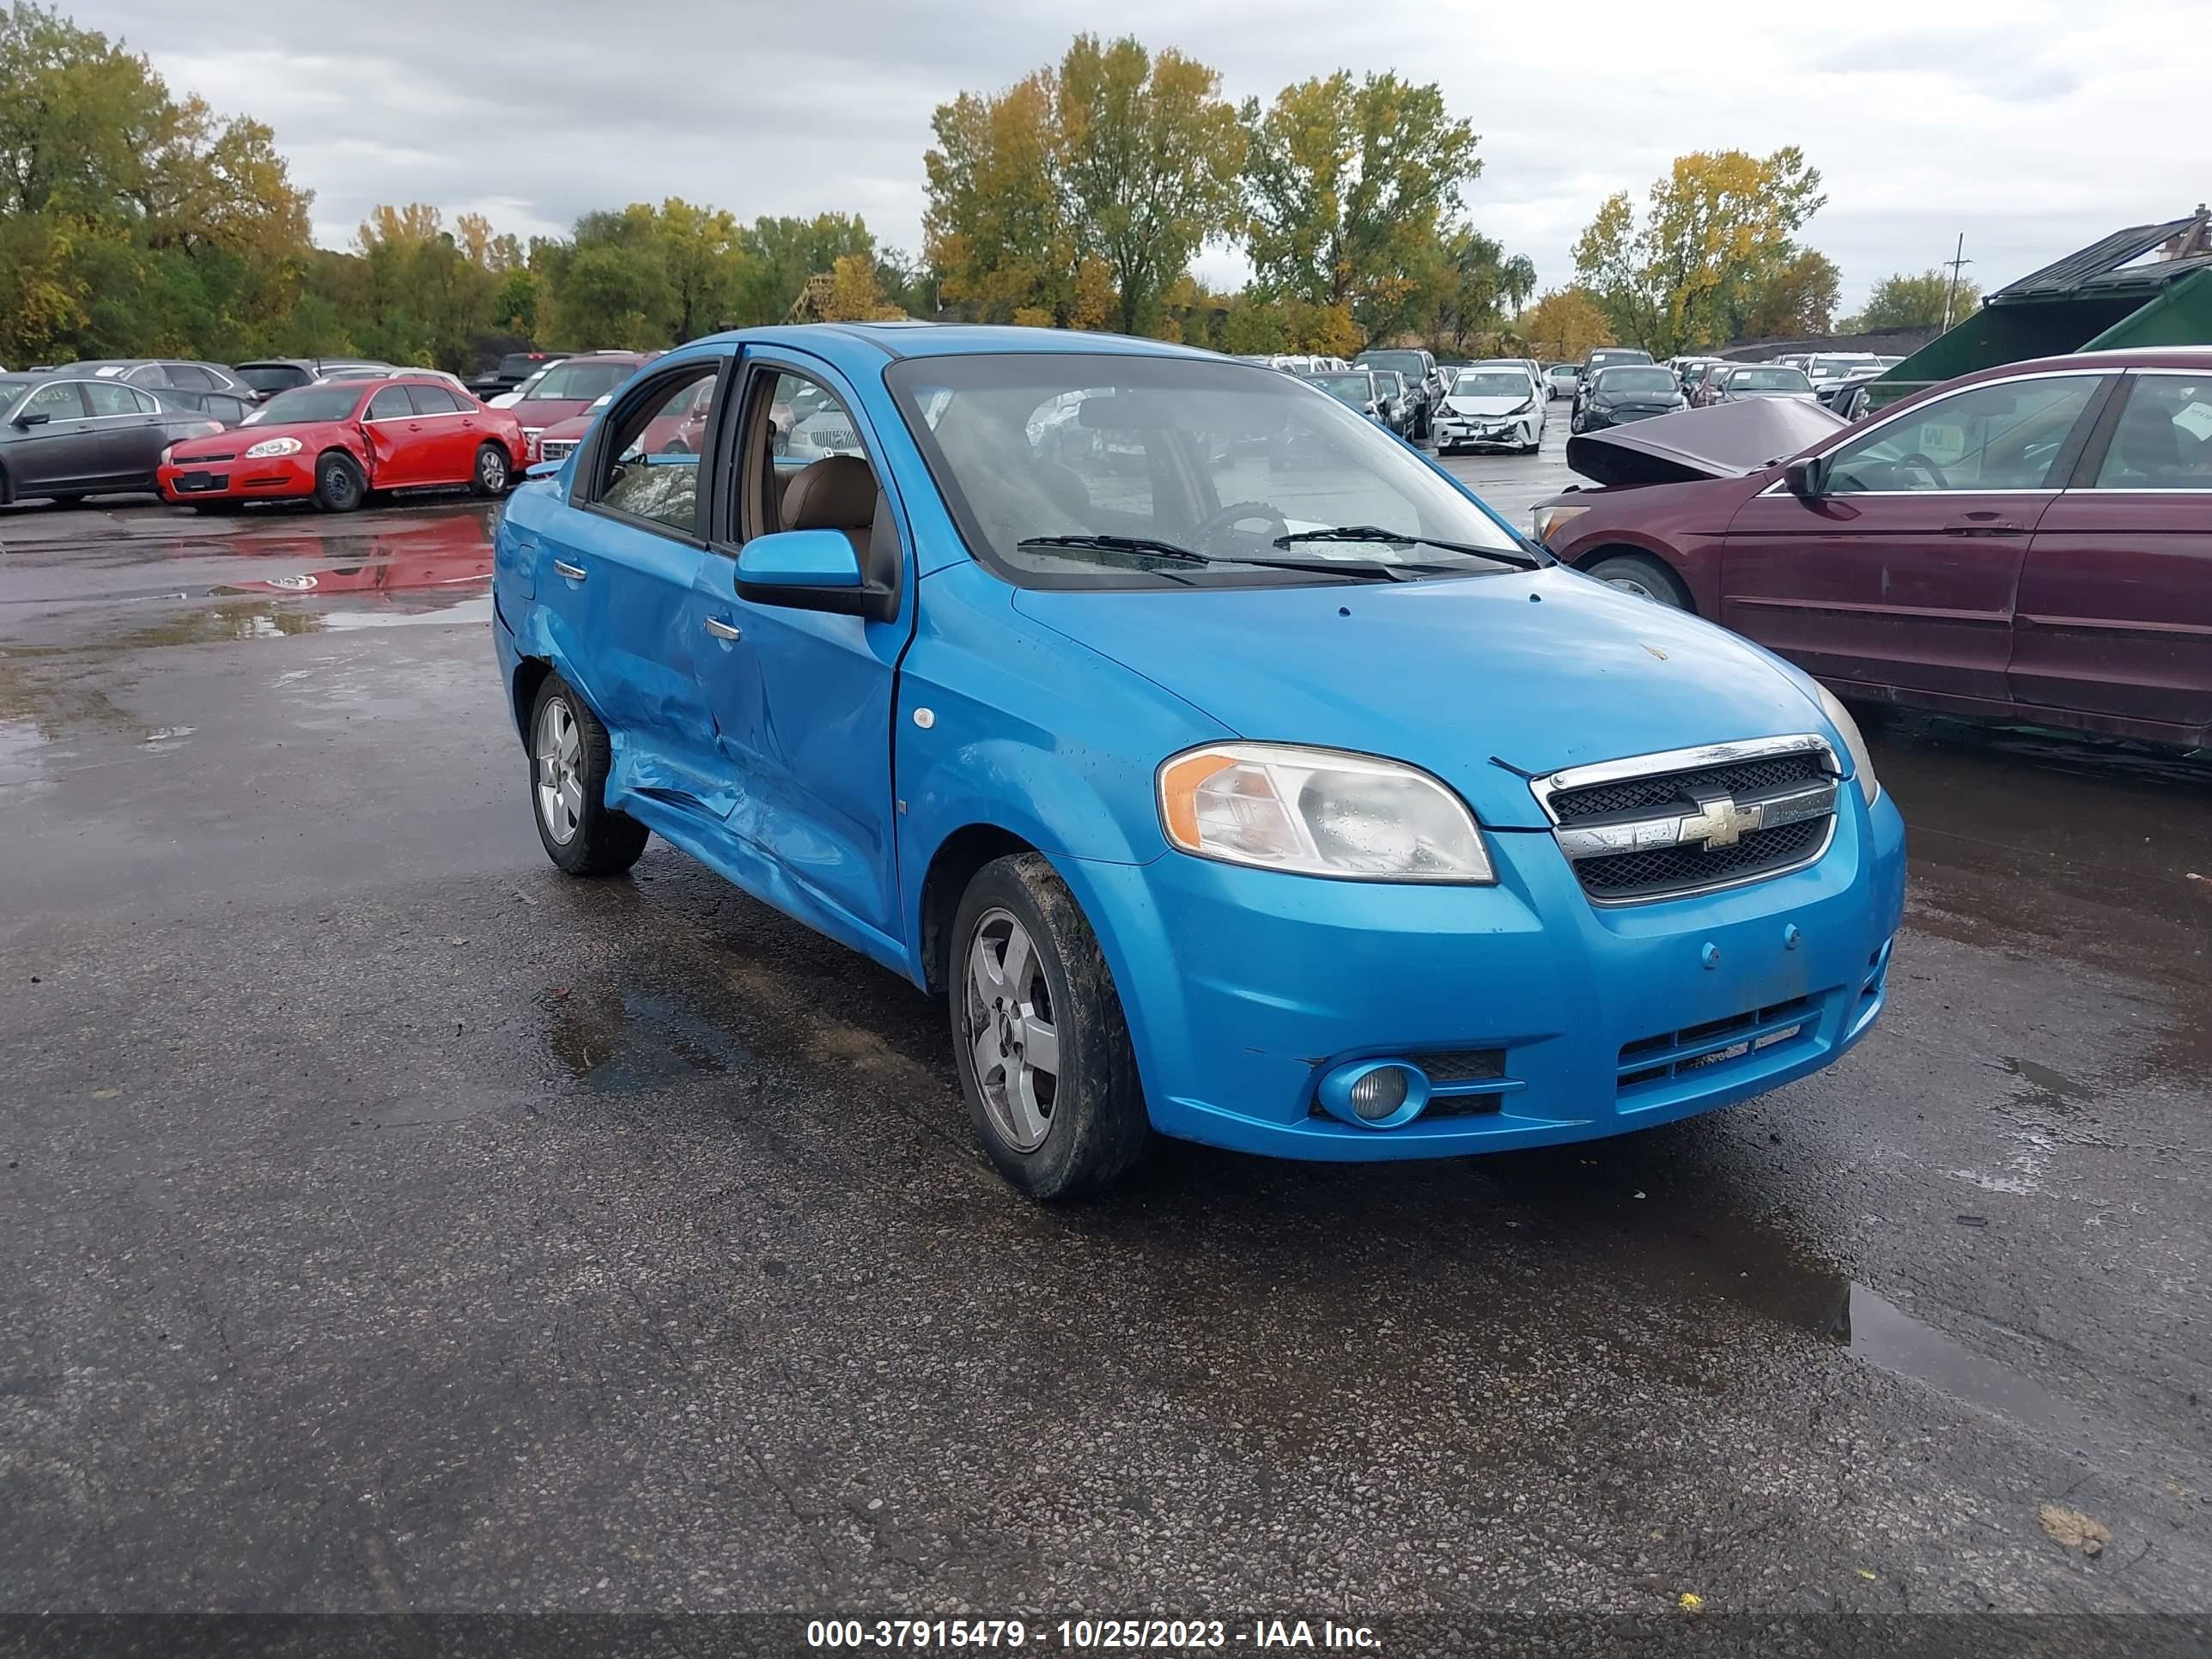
(1827, 375, 2103, 494)
(887, 353, 1533, 591)
(2094, 378, 2212, 489)
(593, 363, 721, 538)
(22, 382, 88, 421)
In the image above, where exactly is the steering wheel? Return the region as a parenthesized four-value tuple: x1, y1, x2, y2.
(1895, 452, 1951, 489)
(1190, 500, 1290, 550)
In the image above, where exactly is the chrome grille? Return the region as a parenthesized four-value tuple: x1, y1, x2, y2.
(540, 437, 578, 464)
(1531, 735, 1840, 905)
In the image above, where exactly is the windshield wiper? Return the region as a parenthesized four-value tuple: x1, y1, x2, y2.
(1274, 525, 1546, 568)
(1018, 533, 1206, 564)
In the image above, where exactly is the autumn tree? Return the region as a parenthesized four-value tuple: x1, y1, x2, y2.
(1053, 36, 1244, 334)
(1741, 247, 1842, 338)
(1844, 268, 1981, 331)
(733, 212, 876, 325)
(1242, 70, 1482, 343)
(1573, 148, 1828, 356)
(1522, 289, 1614, 362)
(1420, 228, 1538, 356)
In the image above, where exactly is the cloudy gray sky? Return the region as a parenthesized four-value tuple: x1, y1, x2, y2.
(76, 0, 2211, 313)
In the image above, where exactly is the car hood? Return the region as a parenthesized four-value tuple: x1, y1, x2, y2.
(169, 420, 350, 460)
(1443, 394, 1531, 416)
(1565, 398, 1847, 487)
(1012, 566, 1830, 830)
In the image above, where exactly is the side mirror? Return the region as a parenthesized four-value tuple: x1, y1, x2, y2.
(14, 410, 51, 428)
(1783, 456, 1827, 499)
(736, 528, 895, 623)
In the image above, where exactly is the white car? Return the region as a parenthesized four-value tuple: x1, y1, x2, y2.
(1431, 362, 1546, 454)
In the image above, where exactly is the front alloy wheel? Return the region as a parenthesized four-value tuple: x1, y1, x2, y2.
(963, 908, 1059, 1152)
(949, 853, 1150, 1199)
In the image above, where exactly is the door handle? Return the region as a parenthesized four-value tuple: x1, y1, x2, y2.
(552, 560, 587, 581)
(702, 617, 742, 641)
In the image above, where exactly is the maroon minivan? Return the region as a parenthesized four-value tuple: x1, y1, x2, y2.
(1534, 348, 2212, 750)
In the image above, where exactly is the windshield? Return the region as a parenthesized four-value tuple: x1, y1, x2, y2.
(1304, 373, 1375, 406)
(235, 363, 309, 394)
(528, 360, 632, 401)
(1729, 367, 1811, 392)
(1449, 372, 1531, 399)
(886, 354, 1533, 590)
(1358, 351, 1425, 377)
(242, 385, 363, 425)
(1597, 368, 1678, 397)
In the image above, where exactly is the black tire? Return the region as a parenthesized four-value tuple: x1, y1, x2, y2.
(949, 853, 1149, 1200)
(526, 673, 650, 877)
(1570, 411, 1587, 434)
(1582, 551, 1692, 611)
(313, 451, 366, 514)
(470, 442, 511, 498)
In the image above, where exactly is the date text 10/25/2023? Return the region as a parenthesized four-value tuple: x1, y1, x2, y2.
(805, 1619, 1383, 1650)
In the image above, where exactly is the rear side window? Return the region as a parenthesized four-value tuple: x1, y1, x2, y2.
(83, 381, 144, 416)
(407, 385, 462, 416)
(167, 364, 218, 391)
(366, 386, 415, 421)
(23, 382, 88, 419)
(2094, 378, 2212, 489)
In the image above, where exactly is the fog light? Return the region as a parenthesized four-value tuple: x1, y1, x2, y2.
(1349, 1066, 1407, 1120)
(1316, 1059, 1431, 1129)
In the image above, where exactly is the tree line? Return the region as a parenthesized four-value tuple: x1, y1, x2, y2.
(0, 2, 1972, 376)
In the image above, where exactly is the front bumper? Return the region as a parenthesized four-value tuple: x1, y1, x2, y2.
(1435, 416, 1535, 450)
(1054, 790, 1905, 1161)
(156, 452, 318, 503)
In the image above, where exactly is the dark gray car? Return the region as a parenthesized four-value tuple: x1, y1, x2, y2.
(0, 374, 224, 505)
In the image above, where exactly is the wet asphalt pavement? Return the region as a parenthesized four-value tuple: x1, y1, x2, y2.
(3, 410, 2210, 1638)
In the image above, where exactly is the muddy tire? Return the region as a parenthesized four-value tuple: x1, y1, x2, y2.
(527, 673, 649, 877)
(313, 451, 366, 514)
(470, 442, 510, 498)
(950, 853, 1149, 1200)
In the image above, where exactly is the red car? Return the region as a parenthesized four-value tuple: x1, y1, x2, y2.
(506, 351, 657, 460)
(1533, 347, 2212, 749)
(157, 376, 528, 513)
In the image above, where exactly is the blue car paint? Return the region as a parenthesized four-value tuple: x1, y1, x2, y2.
(494, 322, 1905, 1164)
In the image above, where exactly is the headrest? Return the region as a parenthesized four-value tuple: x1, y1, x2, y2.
(784, 456, 877, 532)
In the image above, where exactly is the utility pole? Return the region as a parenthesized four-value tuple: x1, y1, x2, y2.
(1941, 234, 1973, 330)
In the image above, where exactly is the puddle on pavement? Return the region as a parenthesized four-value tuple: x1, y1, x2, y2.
(1841, 1281, 2095, 1444)
(544, 988, 753, 1094)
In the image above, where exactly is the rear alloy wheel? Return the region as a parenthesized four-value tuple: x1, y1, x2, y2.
(951, 853, 1149, 1200)
(471, 442, 510, 497)
(528, 674, 649, 876)
(313, 452, 366, 514)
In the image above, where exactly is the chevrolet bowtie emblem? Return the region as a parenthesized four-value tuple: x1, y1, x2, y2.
(1678, 793, 1763, 850)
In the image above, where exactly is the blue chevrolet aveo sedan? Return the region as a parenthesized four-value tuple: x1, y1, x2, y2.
(491, 324, 1905, 1199)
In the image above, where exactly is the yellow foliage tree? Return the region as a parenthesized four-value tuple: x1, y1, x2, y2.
(1522, 289, 1614, 362)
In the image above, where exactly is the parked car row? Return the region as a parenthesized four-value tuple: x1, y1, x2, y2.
(1431, 362, 1547, 453)
(1536, 345, 2212, 750)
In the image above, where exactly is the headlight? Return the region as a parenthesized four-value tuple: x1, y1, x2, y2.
(1814, 684, 1881, 805)
(1509, 398, 1533, 415)
(1532, 501, 1590, 544)
(243, 436, 301, 459)
(158, 445, 173, 468)
(1158, 743, 1493, 883)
